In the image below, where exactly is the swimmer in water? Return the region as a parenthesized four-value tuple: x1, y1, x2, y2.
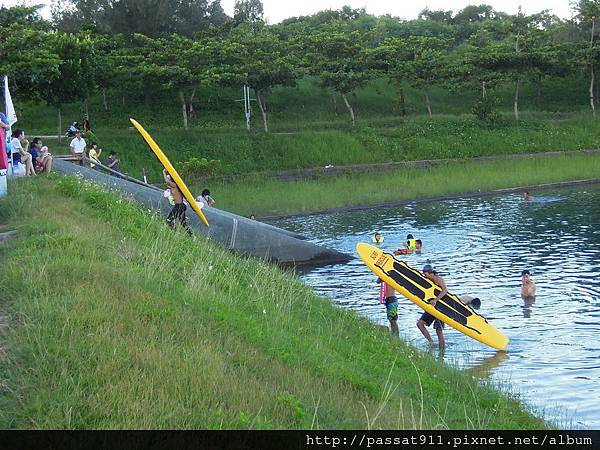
(371, 232, 384, 244)
(394, 239, 423, 255)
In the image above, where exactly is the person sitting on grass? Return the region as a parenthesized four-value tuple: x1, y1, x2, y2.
(28, 137, 52, 174)
(88, 142, 102, 168)
(10, 129, 35, 176)
(164, 168, 192, 236)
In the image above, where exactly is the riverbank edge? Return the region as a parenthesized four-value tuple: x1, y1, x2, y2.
(270, 149, 600, 181)
(0, 176, 548, 429)
(258, 177, 600, 221)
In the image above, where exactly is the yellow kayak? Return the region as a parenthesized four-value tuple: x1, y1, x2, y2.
(357, 242, 509, 350)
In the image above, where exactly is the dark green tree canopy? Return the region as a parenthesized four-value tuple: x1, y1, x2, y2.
(233, 0, 264, 24)
(52, 0, 227, 37)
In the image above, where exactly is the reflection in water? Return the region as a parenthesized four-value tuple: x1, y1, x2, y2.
(465, 351, 511, 380)
(273, 185, 600, 429)
(522, 296, 536, 318)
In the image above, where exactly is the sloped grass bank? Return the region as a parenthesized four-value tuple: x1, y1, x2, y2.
(216, 153, 600, 217)
(0, 177, 545, 429)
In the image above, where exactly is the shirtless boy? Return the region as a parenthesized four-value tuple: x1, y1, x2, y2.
(377, 278, 399, 336)
(163, 168, 192, 236)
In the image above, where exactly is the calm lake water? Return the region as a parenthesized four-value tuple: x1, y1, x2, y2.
(270, 185, 600, 429)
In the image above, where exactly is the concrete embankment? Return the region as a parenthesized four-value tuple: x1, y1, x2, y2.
(53, 159, 351, 265)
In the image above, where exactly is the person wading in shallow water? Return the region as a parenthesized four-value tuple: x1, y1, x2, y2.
(417, 264, 447, 349)
(377, 277, 399, 336)
(521, 270, 536, 298)
(163, 168, 192, 236)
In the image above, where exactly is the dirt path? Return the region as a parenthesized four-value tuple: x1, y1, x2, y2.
(0, 231, 17, 243)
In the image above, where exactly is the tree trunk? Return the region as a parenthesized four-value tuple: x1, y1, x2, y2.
(482, 81, 486, 99)
(256, 89, 268, 132)
(84, 97, 89, 117)
(102, 87, 108, 111)
(331, 90, 339, 116)
(514, 79, 520, 121)
(341, 92, 355, 127)
(57, 107, 62, 142)
(179, 89, 189, 130)
(594, 71, 598, 105)
(590, 65, 596, 118)
(399, 86, 407, 116)
(424, 92, 432, 118)
(189, 86, 197, 120)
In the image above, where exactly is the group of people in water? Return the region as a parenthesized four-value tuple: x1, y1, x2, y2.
(371, 229, 536, 349)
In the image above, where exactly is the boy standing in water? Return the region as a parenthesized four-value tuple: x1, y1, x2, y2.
(417, 264, 447, 349)
(521, 270, 536, 298)
(163, 169, 192, 236)
(377, 278, 399, 336)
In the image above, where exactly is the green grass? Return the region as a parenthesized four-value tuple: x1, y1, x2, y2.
(27, 113, 600, 190)
(0, 176, 546, 429)
(214, 153, 600, 217)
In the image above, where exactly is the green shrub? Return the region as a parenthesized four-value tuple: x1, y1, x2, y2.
(178, 157, 221, 181)
(472, 96, 501, 126)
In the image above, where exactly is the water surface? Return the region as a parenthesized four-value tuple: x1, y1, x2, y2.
(270, 186, 600, 428)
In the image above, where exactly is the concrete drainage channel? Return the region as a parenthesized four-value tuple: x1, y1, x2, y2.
(53, 159, 352, 266)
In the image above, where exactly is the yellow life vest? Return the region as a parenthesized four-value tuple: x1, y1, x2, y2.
(407, 238, 417, 249)
(371, 235, 384, 244)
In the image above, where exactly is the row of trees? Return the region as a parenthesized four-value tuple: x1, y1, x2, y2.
(2, 1, 600, 131)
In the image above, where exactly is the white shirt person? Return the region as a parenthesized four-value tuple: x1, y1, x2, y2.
(69, 131, 87, 165)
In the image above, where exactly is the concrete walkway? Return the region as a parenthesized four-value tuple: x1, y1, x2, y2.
(53, 160, 352, 266)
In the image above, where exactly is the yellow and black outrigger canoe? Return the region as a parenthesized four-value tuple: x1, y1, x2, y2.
(357, 242, 509, 350)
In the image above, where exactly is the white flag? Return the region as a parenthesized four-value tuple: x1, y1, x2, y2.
(4, 76, 17, 126)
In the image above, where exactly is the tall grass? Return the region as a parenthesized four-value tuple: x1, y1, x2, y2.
(0, 176, 545, 429)
(215, 153, 600, 216)
(31, 113, 600, 189)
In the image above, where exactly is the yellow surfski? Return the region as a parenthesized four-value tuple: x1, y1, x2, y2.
(130, 118, 209, 227)
(357, 242, 508, 350)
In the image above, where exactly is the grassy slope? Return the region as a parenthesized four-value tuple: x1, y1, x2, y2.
(0, 176, 545, 429)
(217, 153, 600, 217)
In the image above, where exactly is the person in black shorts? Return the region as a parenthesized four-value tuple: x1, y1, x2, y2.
(417, 264, 448, 349)
(163, 169, 193, 236)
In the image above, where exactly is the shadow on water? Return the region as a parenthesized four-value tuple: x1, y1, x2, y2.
(522, 296, 536, 319)
(274, 185, 600, 429)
